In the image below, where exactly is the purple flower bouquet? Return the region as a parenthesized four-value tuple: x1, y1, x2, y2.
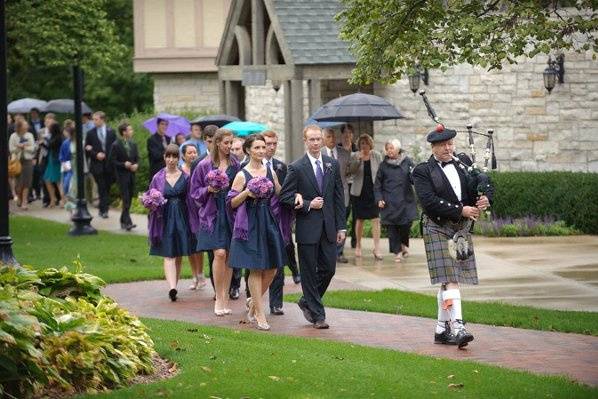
(247, 176, 274, 199)
(206, 169, 229, 191)
(141, 188, 167, 212)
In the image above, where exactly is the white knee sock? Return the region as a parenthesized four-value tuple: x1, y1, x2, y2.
(436, 289, 450, 333)
(442, 289, 463, 331)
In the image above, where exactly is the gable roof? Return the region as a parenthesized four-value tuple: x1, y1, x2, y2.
(273, 0, 354, 65)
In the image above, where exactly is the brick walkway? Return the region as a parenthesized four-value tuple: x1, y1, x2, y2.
(104, 278, 598, 387)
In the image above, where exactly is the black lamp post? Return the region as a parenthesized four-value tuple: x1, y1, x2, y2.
(543, 54, 565, 94)
(408, 64, 429, 93)
(69, 65, 96, 236)
(0, 0, 18, 266)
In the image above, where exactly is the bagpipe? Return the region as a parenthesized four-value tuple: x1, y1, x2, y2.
(419, 90, 496, 198)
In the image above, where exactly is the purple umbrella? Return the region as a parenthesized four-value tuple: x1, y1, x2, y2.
(143, 113, 191, 138)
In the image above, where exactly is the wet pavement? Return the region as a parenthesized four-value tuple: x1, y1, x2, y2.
(13, 201, 598, 311)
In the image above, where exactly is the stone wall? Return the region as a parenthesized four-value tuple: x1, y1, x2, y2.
(244, 81, 287, 159)
(153, 72, 220, 113)
(374, 50, 598, 172)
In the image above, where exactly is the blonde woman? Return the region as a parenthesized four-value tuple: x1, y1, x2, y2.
(348, 134, 384, 259)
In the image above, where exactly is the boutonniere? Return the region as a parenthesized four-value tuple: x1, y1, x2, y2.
(325, 162, 333, 172)
(276, 163, 283, 171)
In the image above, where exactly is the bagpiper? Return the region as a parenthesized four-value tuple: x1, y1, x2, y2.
(412, 124, 494, 348)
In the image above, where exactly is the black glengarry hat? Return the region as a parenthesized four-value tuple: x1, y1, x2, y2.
(426, 124, 457, 143)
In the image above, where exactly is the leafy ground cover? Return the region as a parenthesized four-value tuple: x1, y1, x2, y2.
(77, 318, 597, 399)
(286, 289, 598, 336)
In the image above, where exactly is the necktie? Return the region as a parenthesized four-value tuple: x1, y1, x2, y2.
(315, 159, 324, 191)
(99, 128, 106, 151)
(123, 139, 131, 157)
(266, 160, 271, 171)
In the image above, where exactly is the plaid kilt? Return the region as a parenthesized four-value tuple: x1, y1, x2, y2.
(422, 215, 479, 285)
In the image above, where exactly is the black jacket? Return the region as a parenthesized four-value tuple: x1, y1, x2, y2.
(109, 139, 139, 177)
(374, 155, 417, 225)
(85, 126, 116, 175)
(279, 154, 346, 244)
(147, 133, 171, 178)
(412, 154, 494, 223)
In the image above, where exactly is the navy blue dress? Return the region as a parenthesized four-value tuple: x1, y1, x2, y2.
(150, 173, 195, 258)
(195, 164, 237, 251)
(229, 169, 287, 270)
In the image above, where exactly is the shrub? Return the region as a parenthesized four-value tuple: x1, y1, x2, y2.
(0, 265, 155, 398)
(489, 171, 598, 234)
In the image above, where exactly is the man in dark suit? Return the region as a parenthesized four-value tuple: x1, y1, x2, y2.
(109, 122, 139, 231)
(85, 111, 116, 218)
(147, 118, 171, 178)
(412, 125, 493, 348)
(262, 130, 301, 316)
(280, 125, 346, 329)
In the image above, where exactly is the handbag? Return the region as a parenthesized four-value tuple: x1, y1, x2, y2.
(8, 157, 22, 177)
(61, 160, 72, 173)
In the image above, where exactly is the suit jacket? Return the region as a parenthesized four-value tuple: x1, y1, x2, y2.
(348, 150, 383, 197)
(85, 126, 116, 175)
(280, 153, 346, 245)
(109, 139, 139, 178)
(412, 154, 494, 223)
(269, 157, 287, 185)
(321, 146, 350, 207)
(147, 133, 171, 177)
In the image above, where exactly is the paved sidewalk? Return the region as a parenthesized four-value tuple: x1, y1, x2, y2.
(15, 201, 598, 311)
(104, 279, 598, 387)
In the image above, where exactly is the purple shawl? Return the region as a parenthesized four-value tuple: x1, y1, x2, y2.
(189, 156, 239, 234)
(226, 187, 293, 243)
(147, 169, 166, 245)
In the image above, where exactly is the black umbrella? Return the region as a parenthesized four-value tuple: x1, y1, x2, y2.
(312, 93, 404, 122)
(190, 114, 241, 127)
(45, 99, 93, 114)
(7, 98, 48, 113)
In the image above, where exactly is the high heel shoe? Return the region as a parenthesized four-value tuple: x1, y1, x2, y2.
(214, 308, 226, 316)
(168, 289, 177, 302)
(355, 248, 362, 258)
(189, 277, 199, 290)
(373, 251, 383, 261)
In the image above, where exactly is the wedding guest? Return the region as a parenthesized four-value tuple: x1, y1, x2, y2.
(43, 122, 64, 208)
(59, 127, 74, 197)
(228, 134, 287, 330)
(339, 124, 358, 248)
(109, 122, 139, 231)
(181, 143, 207, 291)
(9, 120, 35, 210)
(348, 134, 383, 260)
(147, 144, 195, 302)
(179, 122, 207, 162)
(175, 133, 187, 146)
(147, 118, 171, 178)
(190, 129, 240, 315)
(374, 139, 417, 262)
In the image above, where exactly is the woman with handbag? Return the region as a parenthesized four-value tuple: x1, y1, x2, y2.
(8, 120, 36, 210)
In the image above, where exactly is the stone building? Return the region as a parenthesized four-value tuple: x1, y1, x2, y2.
(134, 0, 598, 171)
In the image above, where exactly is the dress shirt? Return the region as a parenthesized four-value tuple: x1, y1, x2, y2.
(263, 157, 274, 173)
(306, 152, 323, 178)
(436, 158, 461, 201)
(325, 146, 337, 160)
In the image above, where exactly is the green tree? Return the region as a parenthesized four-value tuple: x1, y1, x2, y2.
(337, 0, 598, 84)
(6, 0, 153, 118)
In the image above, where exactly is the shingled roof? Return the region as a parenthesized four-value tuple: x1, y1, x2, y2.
(272, 0, 354, 65)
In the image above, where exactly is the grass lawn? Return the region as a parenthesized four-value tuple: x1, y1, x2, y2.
(76, 318, 596, 399)
(286, 289, 598, 336)
(10, 215, 188, 283)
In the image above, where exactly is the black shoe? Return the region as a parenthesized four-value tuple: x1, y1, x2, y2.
(229, 287, 240, 300)
(313, 320, 329, 329)
(168, 289, 177, 302)
(454, 325, 474, 348)
(337, 255, 349, 264)
(292, 274, 301, 284)
(99, 212, 108, 219)
(125, 223, 137, 231)
(298, 300, 314, 323)
(434, 329, 457, 345)
(270, 307, 284, 315)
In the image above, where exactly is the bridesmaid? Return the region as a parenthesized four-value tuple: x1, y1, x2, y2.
(190, 129, 240, 316)
(148, 144, 195, 302)
(181, 143, 207, 290)
(228, 134, 287, 330)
